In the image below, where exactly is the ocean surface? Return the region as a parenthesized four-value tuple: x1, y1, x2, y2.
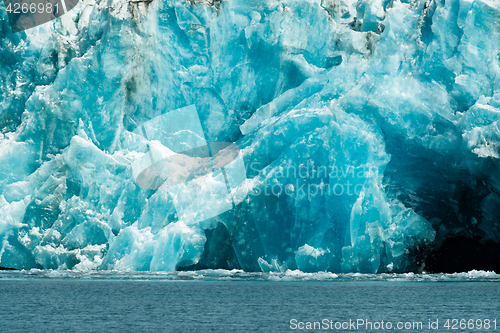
(0, 270, 499, 332)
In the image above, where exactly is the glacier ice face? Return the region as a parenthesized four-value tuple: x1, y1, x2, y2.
(0, 0, 499, 273)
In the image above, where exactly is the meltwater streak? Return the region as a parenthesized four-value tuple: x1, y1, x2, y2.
(0, 272, 499, 332)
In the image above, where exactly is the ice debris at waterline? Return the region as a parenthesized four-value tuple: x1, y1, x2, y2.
(1, 269, 500, 282)
(1, 0, 500, 274)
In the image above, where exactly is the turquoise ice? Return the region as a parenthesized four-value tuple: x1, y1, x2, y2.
(0, 0, 499, 273)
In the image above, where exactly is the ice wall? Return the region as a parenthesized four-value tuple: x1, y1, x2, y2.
(0, 0, 499, 273)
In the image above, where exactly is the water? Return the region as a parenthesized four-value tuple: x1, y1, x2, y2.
(1, 270, 499, 332)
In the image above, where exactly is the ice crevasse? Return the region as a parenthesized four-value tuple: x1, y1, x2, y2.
(0, 0, 499, 273)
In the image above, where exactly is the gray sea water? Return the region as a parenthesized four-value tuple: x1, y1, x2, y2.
(0, 270, 499, 332)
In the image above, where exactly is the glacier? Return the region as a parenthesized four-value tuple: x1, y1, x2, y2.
(0, 0, 499, 273)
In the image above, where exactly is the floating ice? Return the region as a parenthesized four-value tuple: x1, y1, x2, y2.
(2, 268, 500, 282)
(1, 0, 499, 273)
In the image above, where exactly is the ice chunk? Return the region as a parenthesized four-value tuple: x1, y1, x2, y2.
(295, 244, 330, 273)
